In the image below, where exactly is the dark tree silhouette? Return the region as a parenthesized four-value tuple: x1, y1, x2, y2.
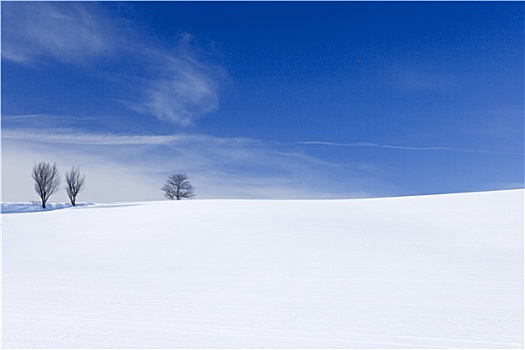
(65, 166, 86, 206)
(32, 162, 61, 209)
(161, 173, 195, 200)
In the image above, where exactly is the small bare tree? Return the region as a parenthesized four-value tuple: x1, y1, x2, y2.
(32, 162, 61, 209)
(161, 173, 195, 200)
(65, 166, 86, 206)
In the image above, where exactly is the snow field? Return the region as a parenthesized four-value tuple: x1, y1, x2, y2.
(2, 190, 523, 348)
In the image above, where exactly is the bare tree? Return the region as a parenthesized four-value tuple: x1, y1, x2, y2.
(32, 162, 61, 209)
(65, 166, 86, 206)
(161, 173, 195, 200)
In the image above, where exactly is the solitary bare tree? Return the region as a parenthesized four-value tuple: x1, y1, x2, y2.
(65, 166, 86, 206)
(32, 162, 61, 209)
(161, 173, 195, 200)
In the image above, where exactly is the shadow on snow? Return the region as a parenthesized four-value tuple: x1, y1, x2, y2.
(1, 202, 94, 214)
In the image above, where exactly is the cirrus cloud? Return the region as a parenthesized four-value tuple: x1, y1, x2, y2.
(2, 2, 116, 64)
(133, 43, 224, 126)
(2, 2, 225, 126)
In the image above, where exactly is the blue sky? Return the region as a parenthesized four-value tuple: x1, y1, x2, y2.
(2, 1, 523, 202)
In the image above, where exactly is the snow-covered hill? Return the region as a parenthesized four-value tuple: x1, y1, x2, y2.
(2, 190, 523, 348)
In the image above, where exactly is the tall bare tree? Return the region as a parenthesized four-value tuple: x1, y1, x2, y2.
(32, 162, 61, 209)
(161, 173, 195, 200)
(65, 166, 86, 206)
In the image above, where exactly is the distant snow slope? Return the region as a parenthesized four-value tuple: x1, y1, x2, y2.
(2, 190, 523, 348)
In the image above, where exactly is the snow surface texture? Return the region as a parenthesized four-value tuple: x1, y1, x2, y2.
(2, 190, 523, 348)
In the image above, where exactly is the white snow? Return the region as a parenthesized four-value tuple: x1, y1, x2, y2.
(2, 190, 523, 348)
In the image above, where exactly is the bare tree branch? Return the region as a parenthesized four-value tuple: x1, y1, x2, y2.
(65, 166, 86, 206)
(161, 173, 195, 200)
(32, 162, 61, 209)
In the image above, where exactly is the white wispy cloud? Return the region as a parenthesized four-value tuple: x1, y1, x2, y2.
(2, 3, 225, 126)
(297, 141, 524, 156)
(10, 122, 517, 157)
(2, 128, 383, 202)
(132, 42, 224, 126)
(2, 2, 116, 64)
(2, 128, 252, 147)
